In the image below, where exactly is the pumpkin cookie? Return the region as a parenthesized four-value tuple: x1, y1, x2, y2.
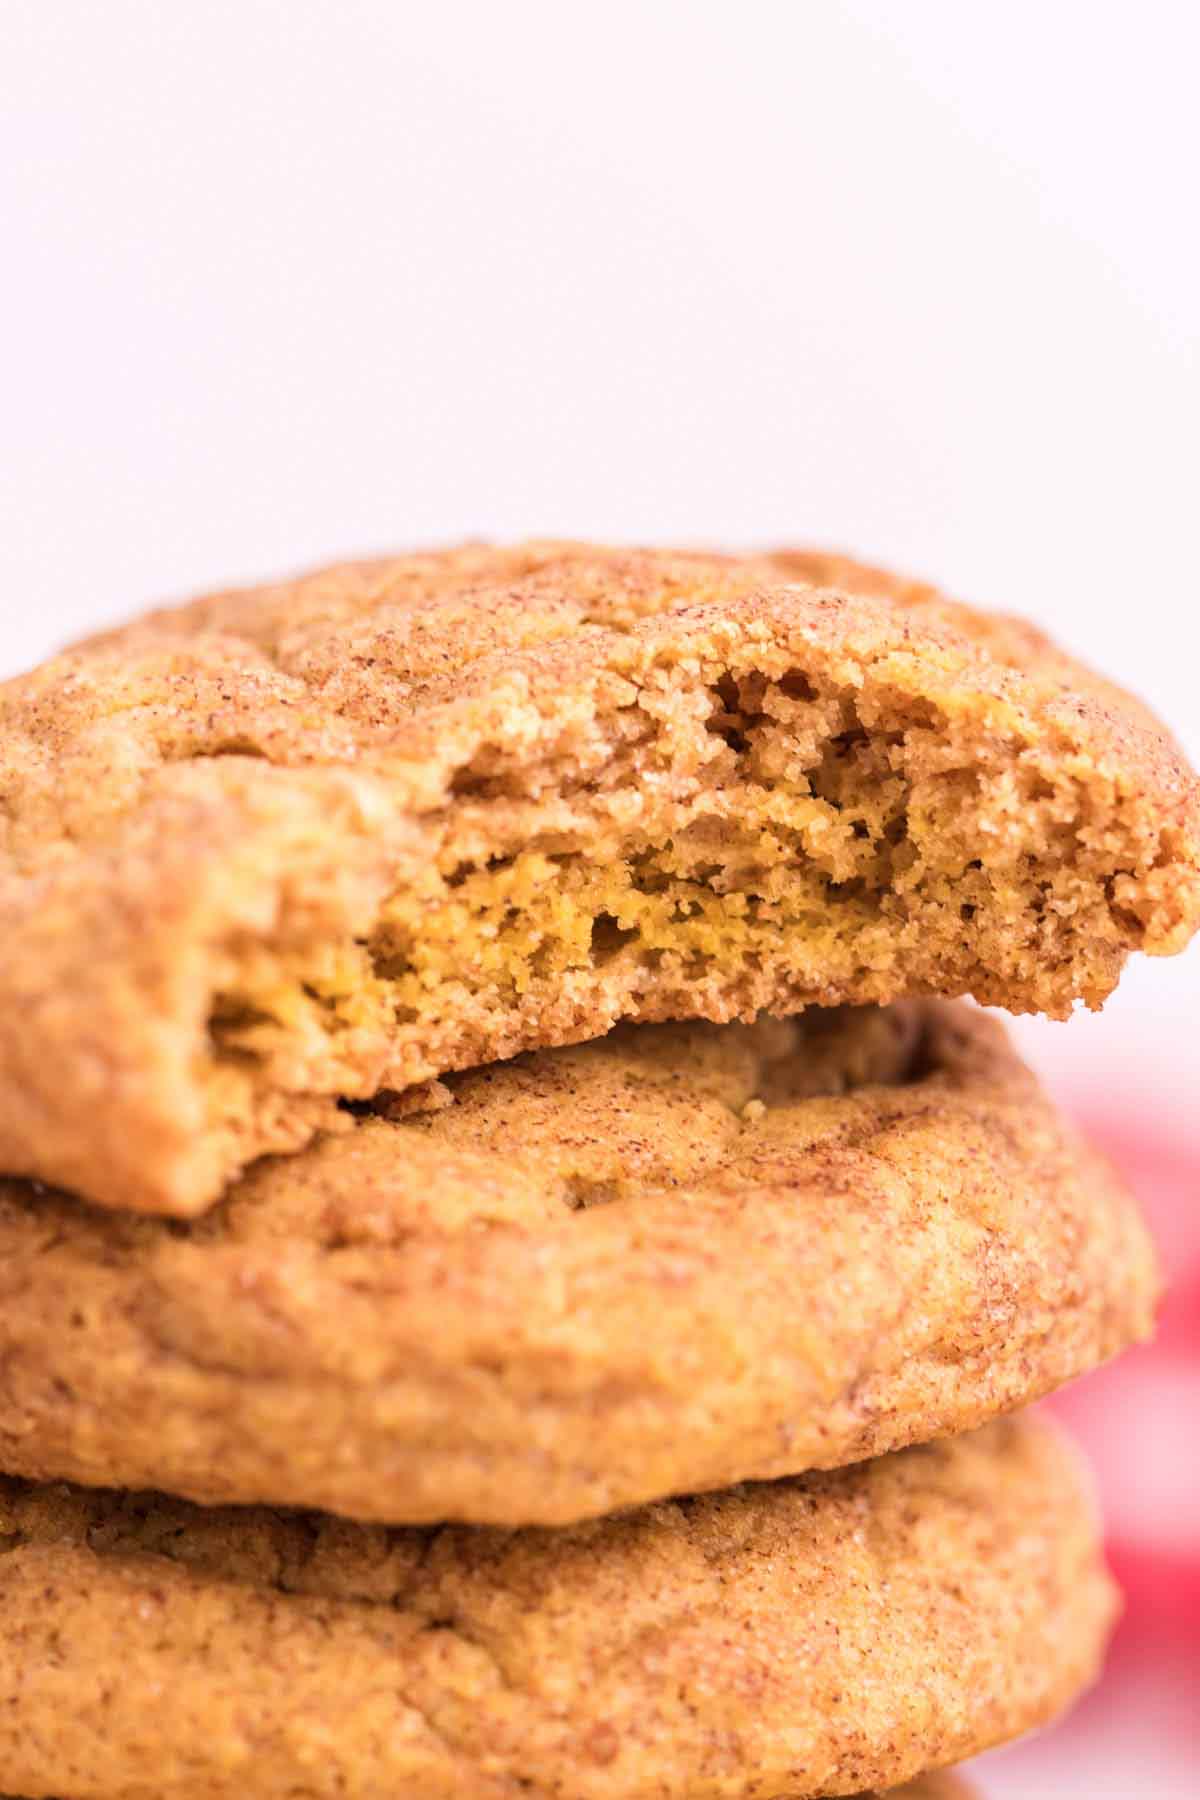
(0, 1777, 978, 1800)
(872, 1782, 977, 1800)
(0, 1417, 1112, 1800)
(878, 1784, 977, 1799)
(1, 542, 1195, 1214)
(0, 1001, 1157, 1525)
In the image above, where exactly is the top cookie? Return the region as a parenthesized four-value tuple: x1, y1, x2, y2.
(3, 541, 1197, 1215)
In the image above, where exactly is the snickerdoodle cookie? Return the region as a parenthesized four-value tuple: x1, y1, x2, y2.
(0, 1417, 1112, 1800)
(0, 1776, 979, 1800)
(1, 542, 1195, 1214)
(0, 1001, 1156, 1525)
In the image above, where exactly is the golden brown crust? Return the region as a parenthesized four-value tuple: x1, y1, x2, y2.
(3, 541, 1196, 1216)
(0, 1418, 1113, 1799)
(0, 1002, 1158, 1525)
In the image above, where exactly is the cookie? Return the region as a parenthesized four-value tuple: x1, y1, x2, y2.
(0, 1778, 978, 1800)
(0, 1001, 1157, 1525)
(0, 1417, 1113, 1800)
(869, 1783, 976, 1800)
(874, 1784, 976, 1800)
(2, 541, 1195, 1215)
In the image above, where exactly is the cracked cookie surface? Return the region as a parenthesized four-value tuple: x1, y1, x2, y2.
(1, 541, 1196, 1215)
(0, 1417, 1111, 1800)
(0, 1001, 1158, 1525)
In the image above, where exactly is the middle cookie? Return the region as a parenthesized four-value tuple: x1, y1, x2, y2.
(0, 1000, 1157, 1525)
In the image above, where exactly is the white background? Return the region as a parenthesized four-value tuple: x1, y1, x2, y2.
(2, 8, 1198, 1792)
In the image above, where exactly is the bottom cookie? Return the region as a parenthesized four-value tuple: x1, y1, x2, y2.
(0, 1418, 1110, 1800)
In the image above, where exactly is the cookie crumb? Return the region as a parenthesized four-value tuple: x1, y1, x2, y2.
(372, 1080, 455, 1120)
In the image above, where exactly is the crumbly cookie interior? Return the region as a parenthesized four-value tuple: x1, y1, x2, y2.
(203, 661, 1139, 1165)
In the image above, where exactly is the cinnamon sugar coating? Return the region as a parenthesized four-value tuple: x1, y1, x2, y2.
(0, 1418, 1111, 1799)
(0, 1002, 1157, 1525)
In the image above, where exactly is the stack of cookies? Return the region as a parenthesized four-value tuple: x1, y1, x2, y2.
(0, 544, 1195, 1800)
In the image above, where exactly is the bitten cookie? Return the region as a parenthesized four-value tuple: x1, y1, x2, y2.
(0, 1001, 1157, 1525)
(1, 541, 1195, 1214)
(0, 1418, 1112, 1800)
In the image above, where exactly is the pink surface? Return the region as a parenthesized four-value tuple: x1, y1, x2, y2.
(977, 1111, 1199, 1797)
